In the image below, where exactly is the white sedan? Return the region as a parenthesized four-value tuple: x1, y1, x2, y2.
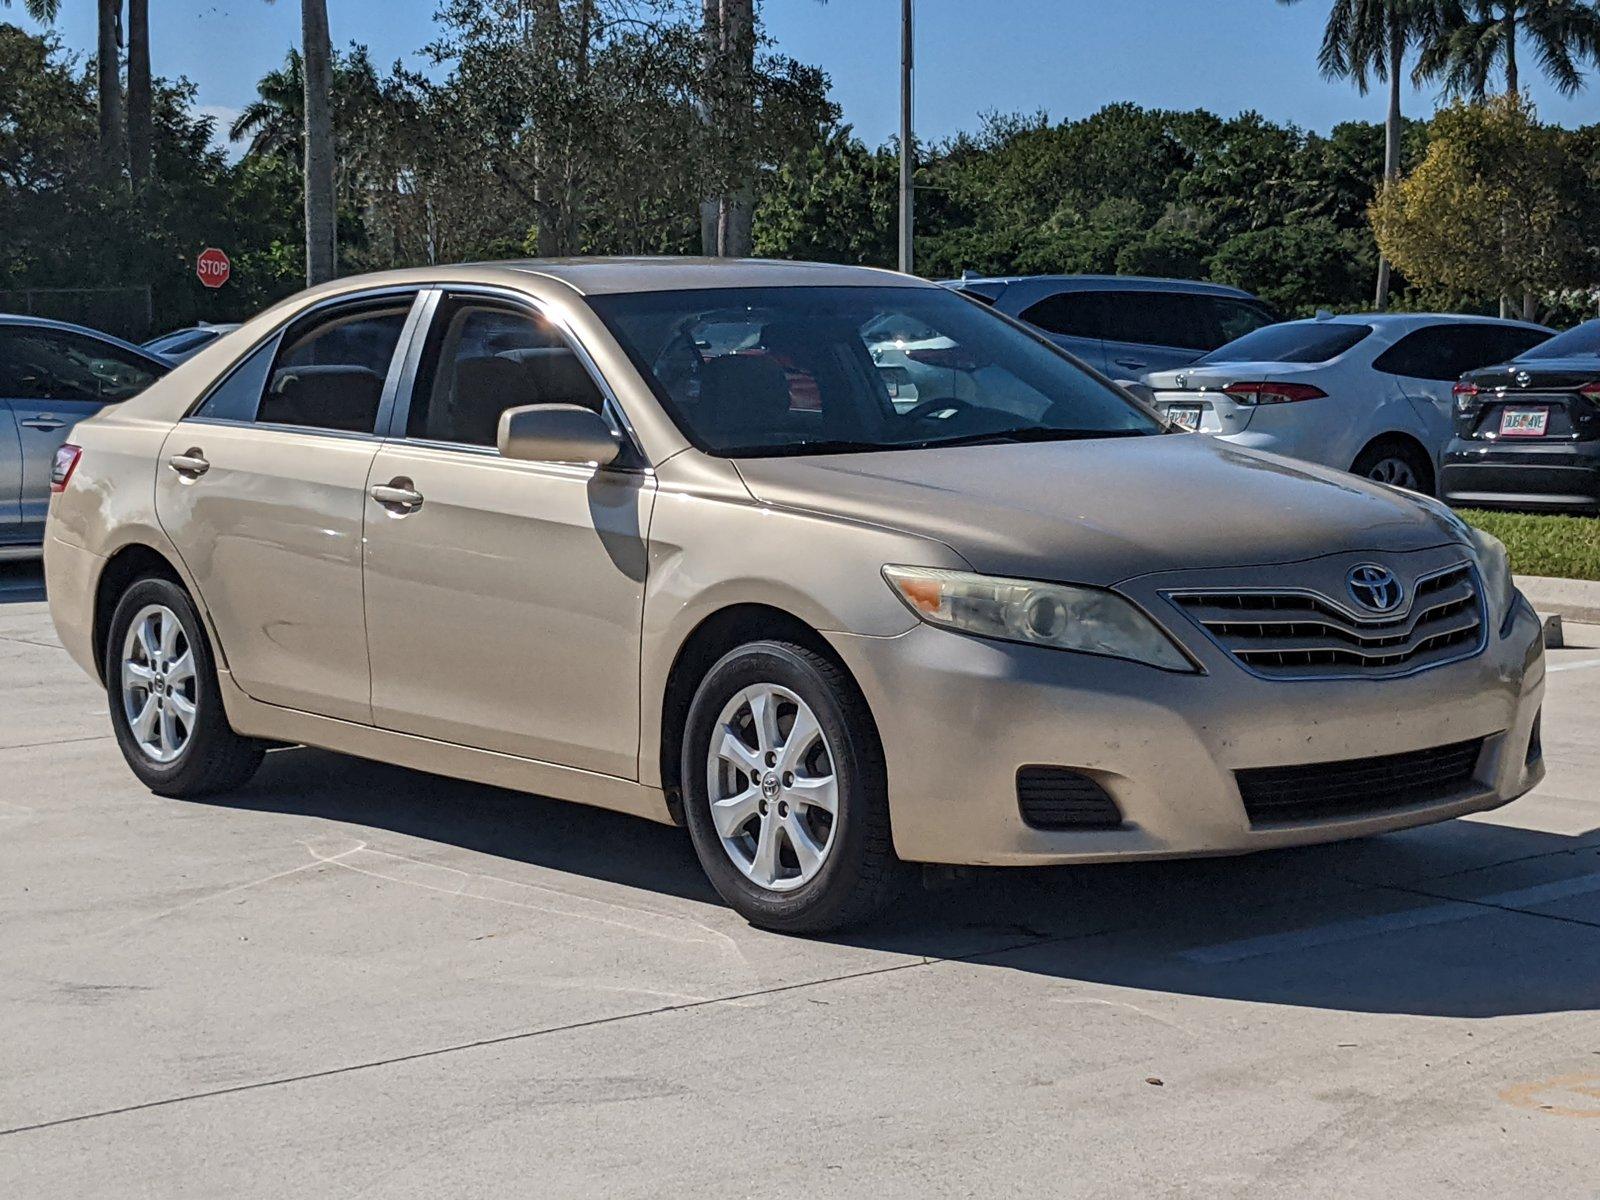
(1143, 313, 1551, 494)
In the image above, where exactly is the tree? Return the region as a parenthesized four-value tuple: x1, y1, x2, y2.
(701, 0, 755, 255)
(301, 0, 336, 284)
(95, 0, 122, 174)
(127, 0, 150, 185)
(1370, 96, 1594, 318)
(1278, 1, 1446, 309)
(1, 1, 61, 20)
(1422, 0, 1600, 96)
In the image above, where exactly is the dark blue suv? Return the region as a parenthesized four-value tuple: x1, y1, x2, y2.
(946, 275, 1278, 379)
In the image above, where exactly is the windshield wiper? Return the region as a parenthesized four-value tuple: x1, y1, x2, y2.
(912, 427, 1150, 449)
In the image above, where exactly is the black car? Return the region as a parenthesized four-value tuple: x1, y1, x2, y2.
(1442, 319, 1600, 513)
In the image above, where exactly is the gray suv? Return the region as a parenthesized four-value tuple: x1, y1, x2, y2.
(949, 274, 1278, 377)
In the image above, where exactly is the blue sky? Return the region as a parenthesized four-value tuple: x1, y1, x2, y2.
(13, 0, 1600, 151)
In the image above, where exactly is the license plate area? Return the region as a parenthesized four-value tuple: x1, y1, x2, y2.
(1165, 403, 1203, 432)
(1499, 407, 1549, 437)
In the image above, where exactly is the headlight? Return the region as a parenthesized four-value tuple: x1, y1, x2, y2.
(883, 565, 1194, 671)
(1468, 527, 1516, 630)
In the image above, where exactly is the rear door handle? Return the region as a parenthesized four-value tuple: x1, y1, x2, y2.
(370, 480, 424, 512)
(167, 449, 210, 478)
(20, 416, 66, 431)
(1114, 358, 1148, 371)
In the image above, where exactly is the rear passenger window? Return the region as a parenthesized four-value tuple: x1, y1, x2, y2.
(1372, 325, 1525, 382)
(192, 340, 277, 422)
(1206, 298, 1276, 346)
(405, 300, 607, 446)
(1018, 291, 1108, 339)
(256, 301, 411, 433)
(1100, 292, 1214, 352)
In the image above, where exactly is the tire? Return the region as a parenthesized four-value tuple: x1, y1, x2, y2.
(105, 576, 264, 798)
(1352, 438, 1433, 496)
(680, 640, 905, 934)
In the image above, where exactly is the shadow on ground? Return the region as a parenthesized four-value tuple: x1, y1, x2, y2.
(208, 744, 1600, 1022)
(0, 562, 45, 604)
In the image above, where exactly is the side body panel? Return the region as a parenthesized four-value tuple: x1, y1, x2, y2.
(363, 444, 656, 777)
(0, 401, 21, 542)
(153, 421, 379, 722)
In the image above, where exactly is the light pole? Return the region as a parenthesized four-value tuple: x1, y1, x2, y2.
(898, 0, 914, 275)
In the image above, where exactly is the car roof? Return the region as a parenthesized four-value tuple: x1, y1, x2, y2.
(477, 257, 920, 295)
(944, 274, 1262, 301)
(0, 313, 173, 361)
(1273, 312, 1552, 332)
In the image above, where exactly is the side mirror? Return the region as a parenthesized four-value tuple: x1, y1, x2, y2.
(496, 404, 622, 467)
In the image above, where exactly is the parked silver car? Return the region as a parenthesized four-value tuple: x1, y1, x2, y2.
(1, 315, 169, 557)
(45, 260, 1545, 933)
(947, 274, 1278, 378)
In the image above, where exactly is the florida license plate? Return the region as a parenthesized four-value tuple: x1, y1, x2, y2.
(1499, 407, 1549, 437)
(1165, 403, 1202, 432)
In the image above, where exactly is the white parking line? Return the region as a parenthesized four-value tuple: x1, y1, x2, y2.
(1180, 872, 1600, 964)
(1549, 656, 1600, 674)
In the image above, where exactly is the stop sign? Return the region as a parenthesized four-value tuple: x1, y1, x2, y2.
(196, 247, 231, 289)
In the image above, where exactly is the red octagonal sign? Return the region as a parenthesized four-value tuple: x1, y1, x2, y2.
(196, 247, 231, 289)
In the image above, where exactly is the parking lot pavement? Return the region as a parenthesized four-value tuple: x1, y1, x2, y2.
(1, 560, 1596, 1199)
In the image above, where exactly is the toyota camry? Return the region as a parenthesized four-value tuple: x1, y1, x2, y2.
(43, 259, 1547, 932)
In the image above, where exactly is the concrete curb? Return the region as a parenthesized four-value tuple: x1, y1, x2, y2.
(1515, 574, 1600, 626)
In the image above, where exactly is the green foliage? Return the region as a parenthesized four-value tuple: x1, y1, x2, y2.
(1461, 509, 1600, 580)
(1370, 96, 1597, 303)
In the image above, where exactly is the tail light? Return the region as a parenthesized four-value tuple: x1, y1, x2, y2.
(1221, 381, 1327, 406)
(1578, 382, 1600, 398)
(50, 443, 82, 493)
(1453, 381, 1481, 413)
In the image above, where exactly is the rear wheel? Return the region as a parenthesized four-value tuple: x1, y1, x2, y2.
(681, 640, 905, 933)
(106, 577, 264, 797)
(1353, 438, 1433, 495)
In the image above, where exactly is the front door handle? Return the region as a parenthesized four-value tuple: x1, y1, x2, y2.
(370, 479, 424, 512)
(167, 449, 210, 478)
(20, 416, 66, 431)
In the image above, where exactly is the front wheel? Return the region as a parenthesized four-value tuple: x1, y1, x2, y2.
(106, 577, 264, 797)
(680, 640, 905, 933)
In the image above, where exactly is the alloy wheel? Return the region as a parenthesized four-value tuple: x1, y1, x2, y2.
(120, 604, 197, 764)
(1365, 455, 1420, 490)
(706, 683, 838, 892)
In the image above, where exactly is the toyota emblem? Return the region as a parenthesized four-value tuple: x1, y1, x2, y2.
(1347, 563, 1403, 613)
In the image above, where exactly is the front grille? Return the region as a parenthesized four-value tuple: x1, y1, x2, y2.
(1168, 563, 1483, 679)
(1235, 738, 1485, 825)
(1016, 767, 1122, 830)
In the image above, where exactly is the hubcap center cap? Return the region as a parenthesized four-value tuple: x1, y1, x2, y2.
(759, 771, 780, 800)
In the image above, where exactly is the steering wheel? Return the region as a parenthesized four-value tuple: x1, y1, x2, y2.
(902, 397, 978, 423)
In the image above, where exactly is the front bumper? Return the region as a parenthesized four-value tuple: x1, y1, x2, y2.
(1441, 439, 1600, 512)
(828, 590, 1545, 867)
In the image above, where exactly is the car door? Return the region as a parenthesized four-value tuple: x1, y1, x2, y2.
(0, 325, 166, 544)
(0, 401, 21, 546)
(1098, 291, 1217, 377)
(1373, 324, 1551, 462)
(154, 290, 422, 723)
(1012, 290, 1109, 371)
(362, 290, 653, 778)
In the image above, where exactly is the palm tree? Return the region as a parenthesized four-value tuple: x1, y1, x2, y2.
(1422, 0, 1600, 97)
(701, 0, 756, 257)
(127, 0, 151, 186)
(1280, 1, 1447, 309)
(96, 0, 124, 174)
(301, 0, 336, 285)
(1, 1, 61, 19)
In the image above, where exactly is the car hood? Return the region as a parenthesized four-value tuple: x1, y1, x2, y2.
(733, 433, 1465, 586)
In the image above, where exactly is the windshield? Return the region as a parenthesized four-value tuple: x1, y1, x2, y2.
(1198, 321, 1371, 365)
(588, 285, 1161, 457)
(1519, 319, 1600, 360)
